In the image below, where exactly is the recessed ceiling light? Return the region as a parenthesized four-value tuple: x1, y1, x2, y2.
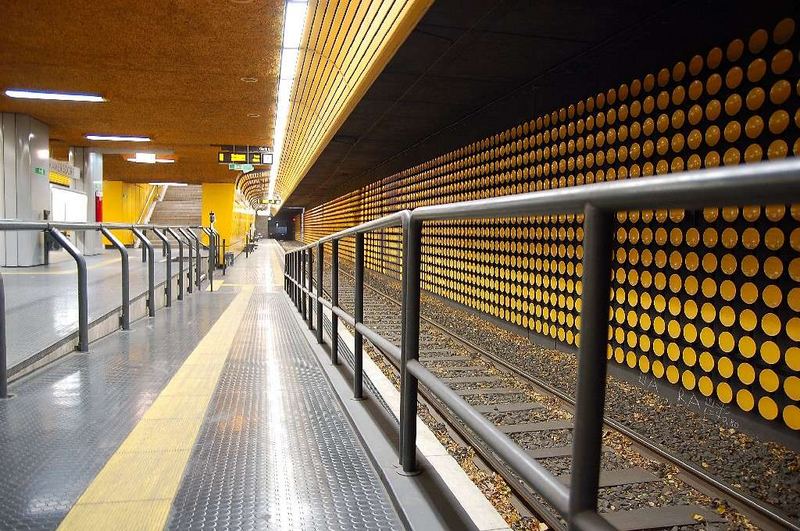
(247, 113, 261, 118)
(240, 77, 258, 83)
(87, 134, 150, 142)
(5, 89, 106, 102)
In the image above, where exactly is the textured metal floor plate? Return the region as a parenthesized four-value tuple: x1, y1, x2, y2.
(0, 294, 234, 530)
(167, 293, 402, 530)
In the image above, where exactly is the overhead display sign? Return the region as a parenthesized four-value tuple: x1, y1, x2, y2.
(218, 145, 273, 166)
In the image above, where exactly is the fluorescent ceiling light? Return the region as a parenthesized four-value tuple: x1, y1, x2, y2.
(87, 134, 151, 142)
(283, 2, 308, 48)
(148, 182, 186, 186)
(267, 0, 309, 204)
(127, 153, 174, 164)
(5, 89, 106, 102)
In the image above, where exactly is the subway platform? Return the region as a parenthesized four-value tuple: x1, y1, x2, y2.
(0, 241, 495, 531)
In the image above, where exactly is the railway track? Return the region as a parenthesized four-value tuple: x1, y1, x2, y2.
(312, 263, 796, 531)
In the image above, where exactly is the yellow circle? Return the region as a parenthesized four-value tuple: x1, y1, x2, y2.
(759, 369, 780, 392)
(736, 389, 755, 412)
(701, 278, 717, 298)
(740, 282, 759, 304)
(666, 365, 680, 384)
(699, 351, 715, 372)
(700, 303, 716, 323)
(769, 110, 790, 134)
(787, 317, 800, 341)
(682, 347, 697, 366)
(720, 280, 736, 301)
(764, 256, 783, 279)
(762, 284, 782, 308)
(718, 356, 734, 378)
(719, 306, 736, 327)
(652, 360, 664, 378)
(783, 376, 800, 401)
(739, 309, 758, 331)
(789, 288, 800, 312)
(719, 332, 735, 353)
(784, 405, 800, 430)
(682, 370, 697, 390)
(717, 382, 733, 404)
(761, 340, 781, 364)
(739, 336, 756, 358)
(737, 362, 756, 385)
(699, 376, 714, 396)
(758, 397, 779, 420)
(761, 313, 782, 336)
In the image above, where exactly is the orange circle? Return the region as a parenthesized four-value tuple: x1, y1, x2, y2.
(773, 18, 796, 44)
(772, 49, 793, 74)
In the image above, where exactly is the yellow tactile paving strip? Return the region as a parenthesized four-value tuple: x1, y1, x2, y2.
(58, 285, 254, 531)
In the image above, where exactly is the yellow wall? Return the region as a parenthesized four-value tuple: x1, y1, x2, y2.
(102, 181, 154, 245)
(201, 183, 254, 255)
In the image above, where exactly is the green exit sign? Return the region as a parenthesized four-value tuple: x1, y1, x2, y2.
(229, 163, 254, 172)
(33, 167, 46, 176)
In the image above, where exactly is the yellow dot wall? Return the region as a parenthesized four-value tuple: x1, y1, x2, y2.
(299, 18, 800, 431)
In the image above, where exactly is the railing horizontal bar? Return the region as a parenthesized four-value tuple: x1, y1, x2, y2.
(411, 159, 800, 221)
(406, 358, 570, 514)
(355, 323, 401, 364)
(320, 298, 332, 310)
(332, 305, 355, 327)
(0, 221, 203, 232)
(292, 211, 407, 252)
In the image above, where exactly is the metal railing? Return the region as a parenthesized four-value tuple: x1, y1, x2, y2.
(283, 159, 800, 530)
(0, 221, 218, 399)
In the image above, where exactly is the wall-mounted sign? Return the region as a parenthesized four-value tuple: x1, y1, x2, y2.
(48, 159, 81, 187)
(260, 198, 280, 205)
(218, 145, 273, 166)
(229, 163, 255, 172)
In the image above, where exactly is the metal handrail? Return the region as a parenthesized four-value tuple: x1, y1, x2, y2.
(0, 221, 215, 399)
(283, 159, 800, 531)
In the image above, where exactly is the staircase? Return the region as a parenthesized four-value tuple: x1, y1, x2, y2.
(150, 185, 202, 227)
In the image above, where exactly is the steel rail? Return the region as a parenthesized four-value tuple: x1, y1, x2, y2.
(335, 246, 800, 531)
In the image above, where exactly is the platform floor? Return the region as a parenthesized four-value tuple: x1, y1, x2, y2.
(0, 241, 401, 530)
(2, 249, 177, 368)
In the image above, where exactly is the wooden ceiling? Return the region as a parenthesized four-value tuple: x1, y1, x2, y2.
(0, 0, 284, 185)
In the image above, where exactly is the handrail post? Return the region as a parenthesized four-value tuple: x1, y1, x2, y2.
(100, 227, 130, 330)
(132, 227, 156, 317)
(245, 233, 249, 258)
(568, 204, 614, 529)
(400, 217, 422, 473)
(166, 228, 185, 300)
(315, 242, 323, 343)
(48, 228, 89, 352)
(222, 239, 227, 276)
(152, 228, 172, 307)
(182, 228, 201, 291)
(354, 233, 365, 400)
(208, 229, 215, 292)
(330, 240, 339, 365)
(0, 272, 7, 398)
(179, 228, 193, 294)
(141, 229, 147, 262)
(306, 248, 314, 329)
(295, 252, 301, 310)
(300, 249, 306, 317)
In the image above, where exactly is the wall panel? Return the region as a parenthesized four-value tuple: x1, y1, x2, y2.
(300, 18, 800, 430)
